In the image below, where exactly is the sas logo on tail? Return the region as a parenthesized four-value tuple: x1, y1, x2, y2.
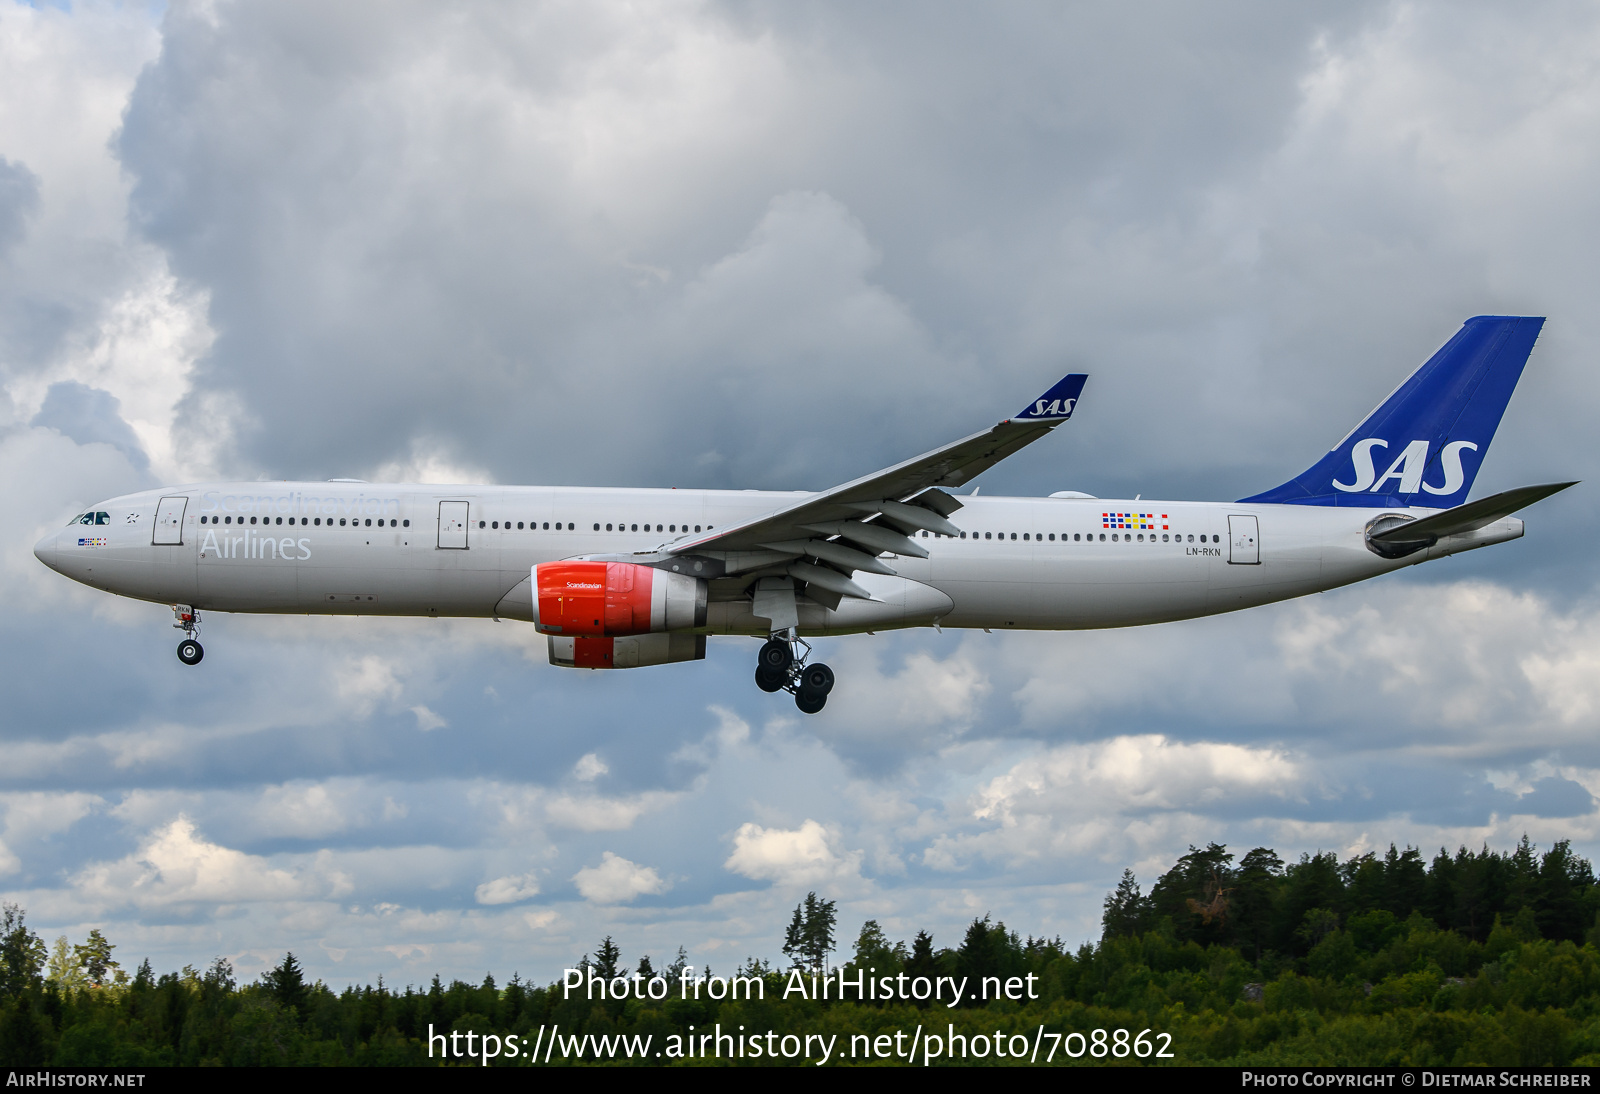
(1029, 397, 1076, 418)
(1333, 439, 1477, 495)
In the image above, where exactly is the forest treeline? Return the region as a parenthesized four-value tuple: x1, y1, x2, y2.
(4, 837, 1600, 1066)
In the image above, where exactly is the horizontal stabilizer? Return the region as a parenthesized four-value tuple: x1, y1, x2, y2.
(1370, 481, 1578, 547)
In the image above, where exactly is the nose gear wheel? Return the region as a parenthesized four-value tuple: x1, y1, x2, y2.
(172, 605, 204, 666)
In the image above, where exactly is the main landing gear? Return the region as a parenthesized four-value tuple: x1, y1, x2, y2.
(173, 605, 204, 665)
(754, 632, 834, 714)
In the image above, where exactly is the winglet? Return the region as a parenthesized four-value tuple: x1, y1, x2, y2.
(1014, 374, 1088, 422)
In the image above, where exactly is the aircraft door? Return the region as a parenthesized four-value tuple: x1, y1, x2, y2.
(153, 496, 188, 545)
(438, 500, 469, 549)
(1228, 514, 1259, 565)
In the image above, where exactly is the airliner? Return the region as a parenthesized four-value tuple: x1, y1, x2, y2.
(33, 316, 1573, 714)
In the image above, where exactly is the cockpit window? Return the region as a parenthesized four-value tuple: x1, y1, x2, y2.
(94, 512, 109, 525)
(69, 511, 110, 526)
(66, 513, 85, 526)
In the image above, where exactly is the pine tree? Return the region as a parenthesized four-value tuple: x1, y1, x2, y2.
(0, 904, 45, 999)
(1102, 869, 1147, 939)
(664, 946, 689, 984)
(73, 929, 118, 987)
(782, 892, 837, 973)
(593, 936, 621, 980)
(264, 952, 308, 1017)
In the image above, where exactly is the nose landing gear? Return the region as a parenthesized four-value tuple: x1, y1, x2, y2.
(173, 605, 203, 665)
(753, 631, 834, 713)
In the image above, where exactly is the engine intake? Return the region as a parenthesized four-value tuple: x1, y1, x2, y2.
(533, 561, 706, 637)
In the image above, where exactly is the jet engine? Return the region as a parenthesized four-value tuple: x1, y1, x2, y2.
(533, 561, 706, 637)
(548, 633, 706, 669)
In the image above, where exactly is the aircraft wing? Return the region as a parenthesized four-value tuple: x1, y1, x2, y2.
(667, 374, 1087, 599)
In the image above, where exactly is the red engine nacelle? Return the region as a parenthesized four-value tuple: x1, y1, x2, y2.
(533, 561, 706, 637)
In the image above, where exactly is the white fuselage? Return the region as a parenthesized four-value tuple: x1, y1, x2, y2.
(33, 481, 1523, 637)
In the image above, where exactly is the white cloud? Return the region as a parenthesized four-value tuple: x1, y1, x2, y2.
(724, 819, 862, 887)
(544, 791, 677, 833)
(1, 791, 101, 844)
(974, 735, 1301, 824)
(923, 736, 1303, 873)
(573, 753, 608, 781)
(410, 705, 447, 732)
(337, 655, 402, 717)
(572, 852, 667, 904)
(73, 816, 327, 908)
(475, 873, 541, 906)
(250, 783, 349, 840)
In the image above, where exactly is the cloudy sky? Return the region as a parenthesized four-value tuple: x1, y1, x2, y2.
(3, 0, 1600, 987)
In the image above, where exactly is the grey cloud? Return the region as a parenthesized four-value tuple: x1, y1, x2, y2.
(0, 156, 39, 258)
(30, 382, 150, 471)
(1516, 776, 1596, 819)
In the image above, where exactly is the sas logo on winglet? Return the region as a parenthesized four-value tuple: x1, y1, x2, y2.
(1015, 374, 1089, 421)
(1333, 438, 1477, 496)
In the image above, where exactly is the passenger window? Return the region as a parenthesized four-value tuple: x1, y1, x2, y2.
(1010, 533, 1017, 540)
(921, 530, 929, 538)
(959, 532, 966, 539)
(517, 522, 524, 529)
(695, 525, 701, 532)
(403, 520, 410, 527)
(593, 523, 600, 531)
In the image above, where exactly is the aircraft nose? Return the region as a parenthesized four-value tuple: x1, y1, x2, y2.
(33, 529, 63, 573)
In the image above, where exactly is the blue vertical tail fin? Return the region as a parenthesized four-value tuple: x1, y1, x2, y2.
(1240, 316, 1544, 508)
